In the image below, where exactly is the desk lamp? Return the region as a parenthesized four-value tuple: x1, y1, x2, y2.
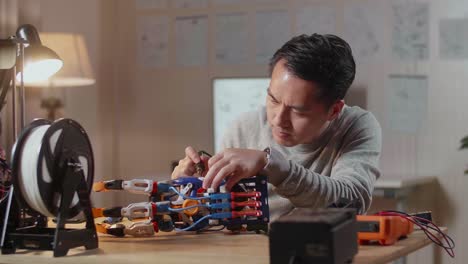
(0, 24, 63, 137)
(0, 23, 63, 252)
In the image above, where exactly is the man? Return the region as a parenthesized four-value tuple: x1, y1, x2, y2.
(172, 34, 382, 221)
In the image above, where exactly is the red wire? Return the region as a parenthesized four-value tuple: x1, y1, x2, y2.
(407, 215, 455, 257)
(378, 212, 452, 250)
(378, 213, 443, 245)
(380, 212, 453, 252)
(374, 211, 455, 258)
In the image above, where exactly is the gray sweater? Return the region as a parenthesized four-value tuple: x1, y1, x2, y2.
(220, 105, 382, 221)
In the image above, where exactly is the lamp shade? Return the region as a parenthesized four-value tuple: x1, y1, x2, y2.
(24, 33, 95, 87)
(15, 24, 63, 83)
(20, 45, 63, 83)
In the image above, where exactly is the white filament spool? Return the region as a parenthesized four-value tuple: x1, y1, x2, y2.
(14, 120, 91, 219)
(17, 125, 53, 216)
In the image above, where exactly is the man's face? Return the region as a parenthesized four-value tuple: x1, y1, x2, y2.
(266, 60, 333, 147)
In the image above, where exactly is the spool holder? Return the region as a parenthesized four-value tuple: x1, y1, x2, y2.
(1, 119, 98, 257)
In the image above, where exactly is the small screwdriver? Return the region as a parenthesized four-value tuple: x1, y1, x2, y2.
(195, 150, 212, 175)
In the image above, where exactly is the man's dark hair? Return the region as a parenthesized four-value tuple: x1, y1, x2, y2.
(269, 34, 355, 107)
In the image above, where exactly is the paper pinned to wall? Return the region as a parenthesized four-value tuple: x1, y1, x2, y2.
(255, 10, 291, 64)
(387, 75, 428, 134)
(136, 0, 167, 9)
(136, 16, 169, 67)
(215, 13, 249, 64)
(440, 18, 468, 59)
(213, 78, 270, 152)
(391, 2, 430, 60)
(173, 0, 208, 8)
(343, 2, 383, 60)
(175, 15, 208, 66)
(296, 5, 336, 35)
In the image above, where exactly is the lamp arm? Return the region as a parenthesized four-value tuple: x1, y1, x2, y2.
(0, 69, 12, 113)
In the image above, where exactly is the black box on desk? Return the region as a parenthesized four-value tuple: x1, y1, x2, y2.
(269, 208, 357, 264)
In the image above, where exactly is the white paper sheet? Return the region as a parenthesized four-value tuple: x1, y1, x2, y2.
(213, 78, 270, 152)
(343, 2, 384, 60)
(172, 0, 208, 8)
(175, 16, 208, 66)
(296, 5, 336, 35)
(136, 16, 169, 67)
(215, 13, 249, 64)
(255, 10, 291, 64)
(135, 0, 167, 9)
(391, 2, 430, 60)
(439, 18, 468, 59)
(387, 75, 428, 133)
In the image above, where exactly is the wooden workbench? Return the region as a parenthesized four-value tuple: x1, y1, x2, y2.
(0, 228, 445, 264)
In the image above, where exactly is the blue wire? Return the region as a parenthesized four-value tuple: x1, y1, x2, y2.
(175, 214, 212, 231)
(169, 187, 206, 200)
(168, 204, 209, 212)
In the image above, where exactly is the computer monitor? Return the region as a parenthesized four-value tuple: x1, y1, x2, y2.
(213, 78, 270, 153)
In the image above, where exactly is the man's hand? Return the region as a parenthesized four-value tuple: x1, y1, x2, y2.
(203, 148, 268, 190)
(171, 146, 209, 180)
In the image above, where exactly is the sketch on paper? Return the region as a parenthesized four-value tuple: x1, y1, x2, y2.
(172, 0, 208, 8)
(255, 10, 290, 64)
(387, 75, 428, 133)
(136, 16, 169, 67)
(440, 18, 468, 59)
(343, 2, 382, 60)
(392, 2, 429, 60)
(175, 16, 208, 66)
(296, 5, 336, 35)
(215, 13, 249, 64)
(213, 78, 270, 152)
(135, 0, 167, 9)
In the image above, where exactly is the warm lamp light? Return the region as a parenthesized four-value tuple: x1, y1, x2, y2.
(15, 25, 63, 83)
(21, 59, 63, 83)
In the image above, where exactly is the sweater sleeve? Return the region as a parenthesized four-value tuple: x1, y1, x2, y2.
(263, 113, 382, 214)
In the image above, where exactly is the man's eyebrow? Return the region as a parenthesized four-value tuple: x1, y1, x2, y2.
(267, 88, 309, 112)
(267, 88, 278, 101)
(290, 105, 309, 112)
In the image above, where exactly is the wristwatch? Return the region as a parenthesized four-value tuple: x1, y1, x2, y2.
(263, 147, 271, 169)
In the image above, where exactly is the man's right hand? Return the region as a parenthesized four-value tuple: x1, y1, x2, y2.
(171, 146, 209, 180)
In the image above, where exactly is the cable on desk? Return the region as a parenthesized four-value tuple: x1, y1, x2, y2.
(375, 210, 455, 258)
(175, 214, 212, 231)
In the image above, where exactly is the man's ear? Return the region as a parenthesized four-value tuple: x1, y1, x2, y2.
(327, 100, 344, 121)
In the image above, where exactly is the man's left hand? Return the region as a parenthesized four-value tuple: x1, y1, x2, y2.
(203, 148, 268, 190)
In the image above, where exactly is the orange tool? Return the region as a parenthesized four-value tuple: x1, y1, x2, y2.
(357, 215, 413, 245)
